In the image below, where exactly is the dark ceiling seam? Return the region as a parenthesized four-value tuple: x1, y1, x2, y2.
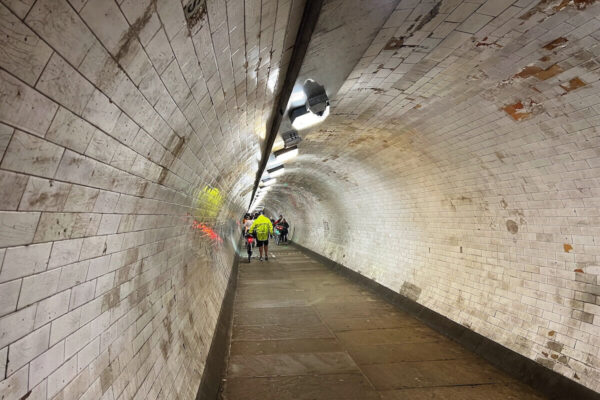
(249, 0, 324, 209)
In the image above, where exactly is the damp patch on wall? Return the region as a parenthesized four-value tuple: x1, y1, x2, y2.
(506, 219, 519, 234)
(184, 0, 207, 30)
(400, 281, 422, 301)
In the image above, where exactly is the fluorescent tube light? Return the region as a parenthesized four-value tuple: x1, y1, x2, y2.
(290, 105, 330, 130)
(260, 178, 277, 187)
(267, 165, 285, 178)
(274, 145, 298, 163)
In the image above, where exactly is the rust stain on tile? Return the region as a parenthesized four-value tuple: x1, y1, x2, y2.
(530, 85, 542, 94)
(548, 330, 555, 336)
(520, 0, 553, 20)
(475, 36, 502, 48)
(560, 77, 586, 92)
(513, 64, 563, 81)
(554, 0, 595, 10)
(503, 102, 531, 121)
(574, 268, 584, 273)
(564, 243, 573, 252)
(514, 65, 543, 79)
(384, 37, 404, 50)
(539, 55, 551, 62)
(534, 64, 564, 80)
(520, 0, 594, 20)
(574, 0, 596, 9)
(553, 0, 571, 11)
(543, 37, 568, 50)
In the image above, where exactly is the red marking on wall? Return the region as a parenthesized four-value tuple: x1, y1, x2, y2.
(503, 102, 531, 121)
(560, 77, 586, 92)
(564, 243, 573, 252)
(574, 268, 584, 273)
(192, 220, 223, 243)
(543, 37, 568, 50)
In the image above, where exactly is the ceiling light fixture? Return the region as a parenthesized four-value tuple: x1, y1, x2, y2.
(274, 145, 299, 163)
(267, 165, 285, 178)
(260, 178, 277, 187)
(290, 104, 330, 130)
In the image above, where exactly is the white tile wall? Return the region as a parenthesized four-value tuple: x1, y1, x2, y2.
(0, 0, 304, 398)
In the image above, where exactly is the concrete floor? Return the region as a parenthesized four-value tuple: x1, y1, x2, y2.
(221, 245, 547, 400)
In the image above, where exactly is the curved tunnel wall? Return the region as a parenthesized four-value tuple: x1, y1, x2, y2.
(0, 0, 305, 398)
(266, 0, 600, 393)
(1, 0, 600, 398)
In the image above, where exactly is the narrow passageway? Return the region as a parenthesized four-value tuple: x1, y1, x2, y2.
(221, 245, 546, 400)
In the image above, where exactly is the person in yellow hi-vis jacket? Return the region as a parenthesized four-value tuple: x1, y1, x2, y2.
(249, 211, 274, 261)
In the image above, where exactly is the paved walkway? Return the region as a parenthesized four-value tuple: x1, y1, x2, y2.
(221, 245, 546, 399)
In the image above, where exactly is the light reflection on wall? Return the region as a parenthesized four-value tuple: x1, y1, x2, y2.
(192, 220, 223, 243)
(195, 186, 224, 223)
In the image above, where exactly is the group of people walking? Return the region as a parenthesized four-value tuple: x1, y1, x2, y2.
(242, 211, 290, 261)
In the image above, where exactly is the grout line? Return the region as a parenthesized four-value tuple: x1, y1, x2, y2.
(297, 246, 382, 394)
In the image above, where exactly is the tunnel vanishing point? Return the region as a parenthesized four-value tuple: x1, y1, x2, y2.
(0, 0, 600, 399)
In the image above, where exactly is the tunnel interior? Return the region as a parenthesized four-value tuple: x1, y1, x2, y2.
(0, 0, 600, 399)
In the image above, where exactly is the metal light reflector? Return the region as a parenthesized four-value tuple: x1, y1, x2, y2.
(290, 105, 330, 130)
(274, 145, 299, 163)
(260, 178, 277, 187)
(267, 165, 285, 178)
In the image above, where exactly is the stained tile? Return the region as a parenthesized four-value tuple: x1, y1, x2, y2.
(232, 323, 333, 341)
(230, 338, 342, 356)
(325, 315, 420, 331)
(228, 352, 359, 377)
(234, 306, 320, 326)
(223, 374, 380, 400)
(336, 327, 442, 346)
(362, 359, 515, 390)
(379, 382, 547, 400)
(347, 341, 475, 364)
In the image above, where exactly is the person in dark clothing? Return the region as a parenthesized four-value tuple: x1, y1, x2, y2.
(277, 218, 290, 243)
